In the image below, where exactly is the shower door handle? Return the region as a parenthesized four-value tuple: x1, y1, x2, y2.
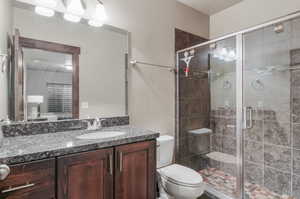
(243, 107, 253, 129)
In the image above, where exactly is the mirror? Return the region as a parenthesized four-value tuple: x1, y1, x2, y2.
(0, 0, 129, 122)
(24, 48, 75, 121)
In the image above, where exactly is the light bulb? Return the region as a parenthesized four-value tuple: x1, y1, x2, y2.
(35, 6, 55, 17)
(64, 13, 81, 23)
(66, 0, 85, 16)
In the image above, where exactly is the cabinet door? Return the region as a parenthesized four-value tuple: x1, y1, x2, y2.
(0, 159, 55, 199)
(115, 141, 156, 199)
(57, 148, 114, 199)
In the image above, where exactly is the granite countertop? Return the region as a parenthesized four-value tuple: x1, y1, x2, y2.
(0, 125, 160, 165)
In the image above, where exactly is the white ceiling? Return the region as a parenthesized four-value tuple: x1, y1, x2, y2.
(177, 0, 243, 15)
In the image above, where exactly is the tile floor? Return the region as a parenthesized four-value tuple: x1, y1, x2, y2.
(199, 168, 295, 199)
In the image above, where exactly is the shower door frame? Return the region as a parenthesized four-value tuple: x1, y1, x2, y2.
(176, 10, 300, 199)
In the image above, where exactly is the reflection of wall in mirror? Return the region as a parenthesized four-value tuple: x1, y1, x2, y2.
(13, 7, 128, 118)
(0, 0, 12, 120)
(26, 69, 72, 117)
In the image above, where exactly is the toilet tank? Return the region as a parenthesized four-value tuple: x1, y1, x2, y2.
(156, 135, 174, 168)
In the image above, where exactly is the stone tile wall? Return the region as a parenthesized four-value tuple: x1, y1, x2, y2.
(176, 43, 210, 171)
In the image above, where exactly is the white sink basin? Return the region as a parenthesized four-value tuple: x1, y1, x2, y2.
(77, 131, 126, 140)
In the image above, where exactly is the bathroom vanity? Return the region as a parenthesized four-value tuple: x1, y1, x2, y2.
(0, 1, 159, 198)
(0, 125, 159, 199)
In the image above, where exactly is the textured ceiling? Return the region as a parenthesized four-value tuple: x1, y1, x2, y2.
(177, 0, 243, 15)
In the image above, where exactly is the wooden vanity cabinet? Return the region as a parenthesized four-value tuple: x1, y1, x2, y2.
(57, 148, 114, 199)
(0, 140, 156, 199)
(0, 159, 55, 199)
(115, 141, 156, 199)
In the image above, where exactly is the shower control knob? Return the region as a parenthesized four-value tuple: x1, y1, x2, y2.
(0, 164, 10, 180)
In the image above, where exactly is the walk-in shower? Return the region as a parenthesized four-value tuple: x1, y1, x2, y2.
(176, 12, 300, 199)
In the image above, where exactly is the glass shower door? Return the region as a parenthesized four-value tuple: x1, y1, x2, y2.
(199, 36, 240, 199)
(242, 16, 300, 199)
(176, 36, 240, 199)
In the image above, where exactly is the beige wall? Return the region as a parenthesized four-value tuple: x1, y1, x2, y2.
(175, 2, 209, 39)
(210, 0, 300, 38)
(0, 0, 12, 120)
(102, 0, 209, 135)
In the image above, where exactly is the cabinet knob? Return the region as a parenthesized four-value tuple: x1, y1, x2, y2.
(0, 164, 10, 181)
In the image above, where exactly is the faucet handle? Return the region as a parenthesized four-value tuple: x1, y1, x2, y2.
(83, 120, 92, 130)
(95, 118, 106, 128)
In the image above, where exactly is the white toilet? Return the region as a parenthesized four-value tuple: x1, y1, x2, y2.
(157, 135, 205, 199)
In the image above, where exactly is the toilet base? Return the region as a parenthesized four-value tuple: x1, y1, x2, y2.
(158, 180, 203, 199)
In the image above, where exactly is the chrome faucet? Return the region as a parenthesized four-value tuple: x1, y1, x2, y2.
(85, 118, 104, 130)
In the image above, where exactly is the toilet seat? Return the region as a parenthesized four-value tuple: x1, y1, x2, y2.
(158, 164, 203, 187)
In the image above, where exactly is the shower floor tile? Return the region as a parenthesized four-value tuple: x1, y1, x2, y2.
(199, 168, 294, 199)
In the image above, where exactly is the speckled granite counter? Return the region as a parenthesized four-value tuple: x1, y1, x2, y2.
(0, 125, 159, 165)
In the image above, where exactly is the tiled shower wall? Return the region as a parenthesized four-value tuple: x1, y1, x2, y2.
(176, 39, 210, 171)
(210, 108, 237, 177)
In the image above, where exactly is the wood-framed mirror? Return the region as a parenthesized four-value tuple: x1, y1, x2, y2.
(11, 29, 80, 121)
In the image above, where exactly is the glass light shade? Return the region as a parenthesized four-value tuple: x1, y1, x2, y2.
(64, 13, 81, 22)
(36, 0, 57, 8)
(35, 6, 55, 17)
(93, 4, 107, 21)
(88, 19, 104, 27)
(66, 0, 85, 16)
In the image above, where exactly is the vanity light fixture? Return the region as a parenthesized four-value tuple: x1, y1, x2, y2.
(88, 1, 107, 27)
(63, 0, 85, 23)
(34, 0, 57, 17)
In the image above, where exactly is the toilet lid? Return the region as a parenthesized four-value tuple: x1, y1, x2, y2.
(159, 164, 203, 187)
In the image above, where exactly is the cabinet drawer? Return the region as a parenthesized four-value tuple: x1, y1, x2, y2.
(0, 159, 55, 199)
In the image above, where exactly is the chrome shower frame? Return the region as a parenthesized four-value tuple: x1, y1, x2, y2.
(175, 10, 300, 199)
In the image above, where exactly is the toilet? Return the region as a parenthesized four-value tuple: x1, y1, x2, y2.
(157, 135, 205, 199)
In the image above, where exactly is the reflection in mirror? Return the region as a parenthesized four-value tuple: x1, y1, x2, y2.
(0, 0, 129, 123)
(24, 49, 73, 121)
